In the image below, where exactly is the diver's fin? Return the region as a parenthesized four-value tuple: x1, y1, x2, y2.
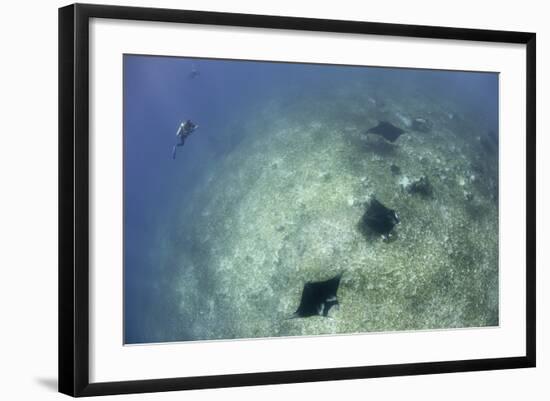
(172, 145, 177, 159)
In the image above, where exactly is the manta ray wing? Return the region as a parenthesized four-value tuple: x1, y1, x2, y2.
(367, 121, 405, 142)
(294, 274, 342, 318)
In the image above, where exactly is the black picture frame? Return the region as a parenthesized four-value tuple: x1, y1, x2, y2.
(59, 3, 536, 397)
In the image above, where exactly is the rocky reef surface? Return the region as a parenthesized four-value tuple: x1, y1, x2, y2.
(153, 79, 499, 342)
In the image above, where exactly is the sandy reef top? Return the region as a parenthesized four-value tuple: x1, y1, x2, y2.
(157, 81, 498, 343)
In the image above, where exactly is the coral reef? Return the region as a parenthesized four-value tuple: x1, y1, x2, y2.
(158, 79, 499, 342)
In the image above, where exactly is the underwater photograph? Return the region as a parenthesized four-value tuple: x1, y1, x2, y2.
(123, 54, 499, 345)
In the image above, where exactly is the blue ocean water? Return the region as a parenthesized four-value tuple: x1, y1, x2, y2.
(123, 54, 498, 344)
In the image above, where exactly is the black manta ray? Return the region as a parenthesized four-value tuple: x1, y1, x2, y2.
(292, 274, 342, 318)
(366, 121, 405, 142)
(361, 198, 400, 238)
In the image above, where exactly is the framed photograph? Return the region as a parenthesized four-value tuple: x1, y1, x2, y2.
(58, 3, 536, 397)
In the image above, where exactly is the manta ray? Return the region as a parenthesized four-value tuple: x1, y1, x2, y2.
(361, 198, 400, 239)
(366, 121, 405, 142)
(292, 274, 342, 318)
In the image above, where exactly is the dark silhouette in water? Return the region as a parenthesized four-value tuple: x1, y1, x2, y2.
(390, 163, 401, 176)
(366, 121, 405, 142)
(188, 64, 200, 79)
(407, 176, 433, 198)
(292, 274, 342, 318)
(172, 119, 199, 159)
(360, 198, 400, 239)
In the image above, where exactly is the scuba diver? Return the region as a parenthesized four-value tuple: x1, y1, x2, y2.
(172, 119, 199, 159)
(188, 64, 200, 79)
